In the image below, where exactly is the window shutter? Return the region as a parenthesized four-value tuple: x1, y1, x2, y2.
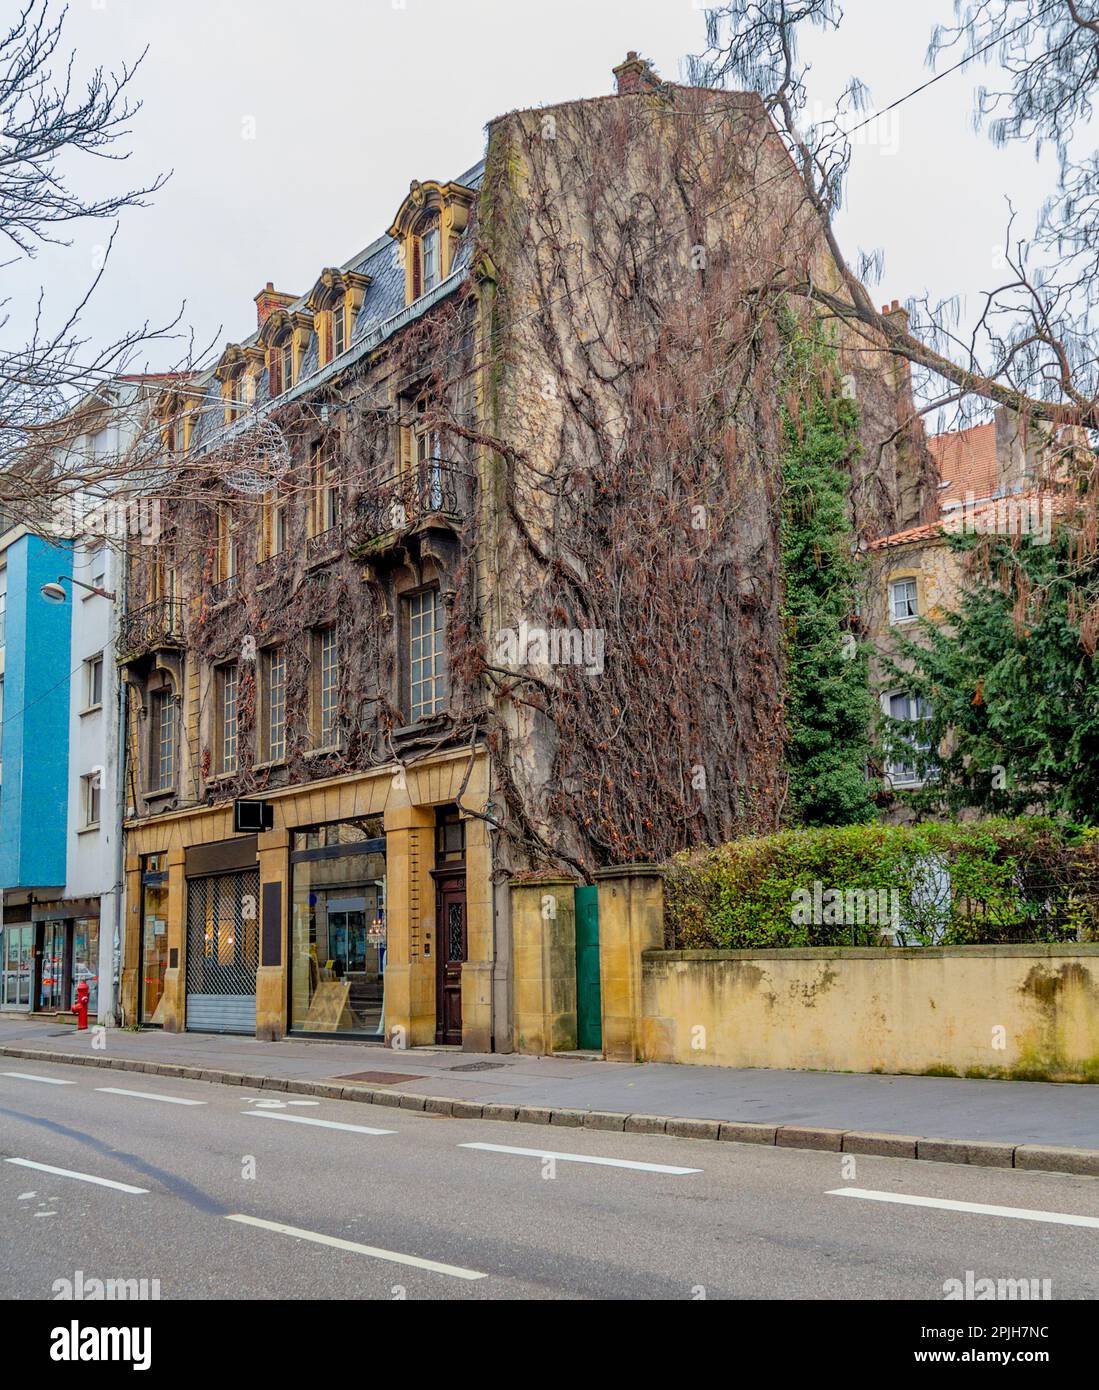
(399, 417, 413, 479)
(411, 239, 422, 300)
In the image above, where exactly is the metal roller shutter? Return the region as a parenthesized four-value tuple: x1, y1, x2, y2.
(185, 869, 259, 1034)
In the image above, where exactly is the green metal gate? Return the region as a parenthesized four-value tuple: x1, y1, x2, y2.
(574, 884, 602, 1051)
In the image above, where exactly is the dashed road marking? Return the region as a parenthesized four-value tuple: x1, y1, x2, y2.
(225, 1214, 487, 1280)
(95, 1087, 206, 1107)
(5, 1157, 147, 1194)
(242, 1111, 394, 1135)
(1, 1071, 76, 1086)
(827, 1187, 1099, 1229)
(459, 1142, 702, 1175)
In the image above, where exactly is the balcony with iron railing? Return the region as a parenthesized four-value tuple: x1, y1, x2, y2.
(256, 550, 289, 585)
(348, 462, 474, 552)
(306, 524, 341, 565)
(117, 597, 185, 663)
(209, 572, 239, 605)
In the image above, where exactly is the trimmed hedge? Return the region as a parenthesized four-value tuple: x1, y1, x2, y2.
(664, 819, 1099, 949)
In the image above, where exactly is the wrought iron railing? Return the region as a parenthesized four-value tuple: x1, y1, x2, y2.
(209, 573, 238, 605)
(117, 598, 185, 661)
(306, 525, 341, 564)
(350, 463, 473, 545)
(256, 551, 288, 583)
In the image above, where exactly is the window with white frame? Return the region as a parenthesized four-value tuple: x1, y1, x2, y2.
(314, 628, 339, 747)
(89, 545, 106, 593)
(421, 226, 440, 293)
(83, 654, 103, 710)
(0, 566, 7, 647)
(331, 299, 346, 359)
(150, 689, 176, 792)
(407, 588, 446, 722)
(217, 663, 239, 773)
(263, 647, 287, 762)
(82, 772, 101, 828)
(889, 576, 919, 623)
(884, 691, 934, 785)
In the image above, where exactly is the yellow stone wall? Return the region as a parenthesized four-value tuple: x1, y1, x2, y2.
(596, 866, 665, 1063)
(641, 947, 1099, 1081)
(511, 877, 578, 1055)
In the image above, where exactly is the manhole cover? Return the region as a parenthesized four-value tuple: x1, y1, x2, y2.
(449, 1061, 508, 1072)
(333, 1071, 425, 1085)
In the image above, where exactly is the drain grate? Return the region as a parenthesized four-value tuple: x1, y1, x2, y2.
(333, 1071, 425, 1085)
(449, 1061, 509, 1072)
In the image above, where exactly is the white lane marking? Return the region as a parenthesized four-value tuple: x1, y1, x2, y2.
(225, 1214, 487, 1280)
(95, 1087, 206, 1107)
(245, 1097, 320, 1109)
(459, 1142, 702, 1175)
(828, 1187, 1099, 1230)
(5, 1158, 147, 1194)
(242, 1111, 393, 1136)
(1, 1071, 76, 1086)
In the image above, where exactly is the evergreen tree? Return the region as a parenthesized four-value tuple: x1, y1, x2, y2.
(886, 523, 1099, 822)
(781, 390, 876, 825)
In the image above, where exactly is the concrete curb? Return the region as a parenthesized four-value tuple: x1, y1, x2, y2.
(3, 1044, 1098, 1179)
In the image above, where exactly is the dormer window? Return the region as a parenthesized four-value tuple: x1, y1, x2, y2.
(388, 180, 475, 307)
(331, 300, 346, 359)
(421, 225, 440, 294)
(215, 346, 247, 426)
(270, 335, 294, 396)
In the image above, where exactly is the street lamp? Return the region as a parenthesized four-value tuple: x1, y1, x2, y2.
(40, 575, 116, 604)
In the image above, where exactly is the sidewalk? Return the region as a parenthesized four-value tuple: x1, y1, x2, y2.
(2, 1014, 1098, 1166)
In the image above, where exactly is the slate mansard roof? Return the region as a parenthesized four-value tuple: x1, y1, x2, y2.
(186, 159, 486, 456)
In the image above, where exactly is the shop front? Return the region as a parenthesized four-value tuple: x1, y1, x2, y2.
(121, 750, 494, 1049)
(24, 900, 100, 1015)
(290, 820, 387, 1037)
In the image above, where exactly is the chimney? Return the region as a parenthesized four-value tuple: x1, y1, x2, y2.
(613, 51, 660, 96)
(254, 281, 298, 329)
(882, 298, 909, 329)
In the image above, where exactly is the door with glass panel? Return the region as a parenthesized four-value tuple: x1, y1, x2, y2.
(38, 920, 68, 1011)
(1, 924, 33, 1008)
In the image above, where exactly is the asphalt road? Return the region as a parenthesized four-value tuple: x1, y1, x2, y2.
(2, 1060, 1098, 1300)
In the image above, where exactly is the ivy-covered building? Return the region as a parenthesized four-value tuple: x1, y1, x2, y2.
(119, 55, 928, 1053)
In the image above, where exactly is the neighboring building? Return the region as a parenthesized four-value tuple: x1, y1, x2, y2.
(0, 379, 154, 1022)
(118, 56, 928, 1051)
(0, 527, 73, 1010)
(866, 407, 1065, 799)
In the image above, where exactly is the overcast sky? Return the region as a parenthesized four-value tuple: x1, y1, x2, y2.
(7, 0, 1059, 421)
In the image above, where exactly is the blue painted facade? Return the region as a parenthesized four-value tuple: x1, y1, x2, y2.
(0, 535, 73, 890)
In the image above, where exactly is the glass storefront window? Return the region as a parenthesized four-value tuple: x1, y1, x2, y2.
(39, 920, 67, 1011)
(291, 818, 386, 1036)
(1, 923, 33, 1007)
(72, 916, 100, 1013)
(141, 854, 169, 1024)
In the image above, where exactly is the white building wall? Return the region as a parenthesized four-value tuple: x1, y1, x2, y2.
(62, 382, 149, 1023)
(65, 537, 121, 1023)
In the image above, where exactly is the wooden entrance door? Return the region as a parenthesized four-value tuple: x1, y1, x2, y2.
(434, 874, 466, 1045)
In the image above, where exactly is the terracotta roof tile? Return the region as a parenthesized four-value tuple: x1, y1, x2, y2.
(929, 420, 998, 505)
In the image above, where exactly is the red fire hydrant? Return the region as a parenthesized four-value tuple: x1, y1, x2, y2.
(74, 980, 90, 1032)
